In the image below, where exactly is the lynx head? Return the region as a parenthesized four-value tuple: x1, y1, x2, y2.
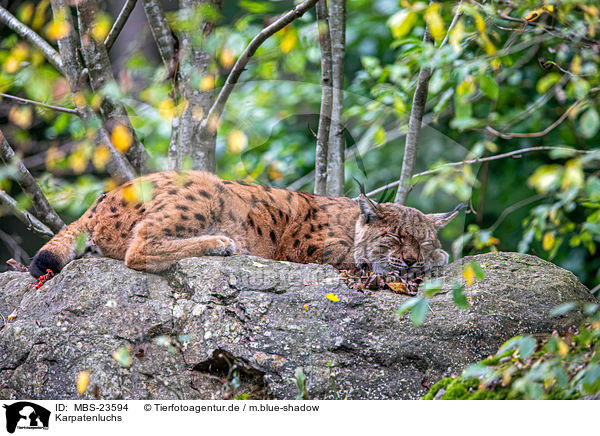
(353, 194, 466, 274)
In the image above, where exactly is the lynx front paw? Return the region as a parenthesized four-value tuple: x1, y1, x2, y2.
(205, 235, 236, 256)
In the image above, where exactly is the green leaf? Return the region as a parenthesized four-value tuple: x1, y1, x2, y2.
(499, 335, 536, 359)
(470, 261, 485, 280)
(580, 108, 600, 139)
(397, 297, 419, 317)
(422, 279, 444, 297)
(452, 282, 469, 309)
(549, 301, 577, 317)
(411, 298, 430, 326)
(478, 75, 499, 100)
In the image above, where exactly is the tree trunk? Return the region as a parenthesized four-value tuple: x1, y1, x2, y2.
(314, 0, 332, 196)
(326, 0, 345, 196)
(168, 0, 223, 172)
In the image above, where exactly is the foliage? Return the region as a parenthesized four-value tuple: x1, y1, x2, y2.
(423, 304, 600, 400)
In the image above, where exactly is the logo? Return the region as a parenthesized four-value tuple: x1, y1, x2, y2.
(2, 402, 50, 434)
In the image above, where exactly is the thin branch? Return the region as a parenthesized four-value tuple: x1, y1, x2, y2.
(0, 130, 65, 233)
(314, 0, 332, 195)
(141, 0, 177, 78)
(0, 190, 54, 239)
(104, 0, 138, 51)
(201, 0, 320, 131)
(439, 0, 463, 48)
(0, 6, 64, 73)
(486, 87, 600, 139)
(394, 26, 433, 204)
(367, 146, 593, 198)
(498, 12, 600, 47)
(0, 92, 79, 115)
(487, 194, 545, 233)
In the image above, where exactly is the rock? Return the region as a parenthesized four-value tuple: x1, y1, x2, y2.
(0, 252, 595, 400)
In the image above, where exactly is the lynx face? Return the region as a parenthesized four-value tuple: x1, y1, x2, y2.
(353, 195, 465, 275)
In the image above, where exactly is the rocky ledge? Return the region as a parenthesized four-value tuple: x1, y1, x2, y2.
(0, 252, 594, 400)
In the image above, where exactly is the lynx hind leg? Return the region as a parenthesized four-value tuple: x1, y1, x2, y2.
(125, 229, 236, 272)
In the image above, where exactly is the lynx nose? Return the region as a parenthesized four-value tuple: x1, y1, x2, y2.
(403, 257, 416, 267)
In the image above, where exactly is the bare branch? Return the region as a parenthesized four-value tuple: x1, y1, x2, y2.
(0, 130, 65, 233)
(141, 0, 177, 77)
(104, 0, 138, 51)
(326, 0, 346, 197)
(486, 87, 600, 139)
(0, 92, 79, 115)
(0, 6, 63, 73)
(50, 0, 136, 183)
(394, 27, 433, 204)
(314, 0, 332, 195)
(76, 0, 149, 174)
(202, 0, 320, 131)
(367, 146, 593, 198)
(0, 190, 54, 239)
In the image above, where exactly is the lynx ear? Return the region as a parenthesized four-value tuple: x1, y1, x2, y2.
(357, 194, 380, 224)
(428, 202, 468, 230)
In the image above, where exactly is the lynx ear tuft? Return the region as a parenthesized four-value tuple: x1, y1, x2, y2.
(357, 194, 380, 224)
(428, 202, 468, 230)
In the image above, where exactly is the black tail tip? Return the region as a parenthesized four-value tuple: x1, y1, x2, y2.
(29, 250, 62, 278)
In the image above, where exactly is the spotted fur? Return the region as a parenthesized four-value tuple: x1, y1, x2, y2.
(29, 171, 464, 277)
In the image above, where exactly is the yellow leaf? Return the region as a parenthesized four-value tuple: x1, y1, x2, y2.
(280, 31, 298, 53)
(91, 13, 112, 42)
(542, 232, 555, 251)
(387, 282, 406, 292)
(561, 159, 584, 191)
(3, 57, 20, 74)
(267, 164, 283, 181)
(9, 106, 33, 129)
(523, 7, 553, 22)
(69, 146, 89, 174)
(45, 145, 65, 170)
(449, 18, 464, 53)
(18, 3, 34, 25)
(111, 124, 133, 153)
(557, 340, 568, 357)
(90, 94, 103, 111)
(200, 75, 215, 91)
(424, 3, 445, 42)
(228, 129, 247, 153)
(463, 264, 475, 286)
(304, 304, 309, 311)
(158, 99, 175, 120)
(123, 179, 154, 205)
(93, 145, 111, 170)
(72, 92, 87, 109)
(220, 47, 235, 68)
(325, 293, 340, 302)
(570, 55, 581, 75)
(46, 17, 70, 41)
(76, 370, 90, 394)
(387, 10, 418, 39)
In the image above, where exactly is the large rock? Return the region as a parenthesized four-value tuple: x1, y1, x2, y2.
(0, 252, 595, 400)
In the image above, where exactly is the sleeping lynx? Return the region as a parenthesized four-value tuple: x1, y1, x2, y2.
(29, 171, 464, 277)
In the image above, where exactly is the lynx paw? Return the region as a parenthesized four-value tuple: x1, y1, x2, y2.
(205, 235, 236, 256)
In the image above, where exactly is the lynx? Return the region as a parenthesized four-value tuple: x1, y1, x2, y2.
(29, 171, 464, 277)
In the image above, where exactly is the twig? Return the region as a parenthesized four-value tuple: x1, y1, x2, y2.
(394, 25, 433, 205)
(487, 194, 545, 233)
(314, 0, 332, 196)
(0, 134, 64, 234)
(141, 0, 177, 78)
(486, 87, 600, 139)
(366, 146, 592, 197)
(104, 0, 138, 51)
(201, 0, 320, 132)
(0, 194, 54, 239)
(0, 92, 79, 115)
(0, 6, 64, 73)
(439, 0, 463, 48)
